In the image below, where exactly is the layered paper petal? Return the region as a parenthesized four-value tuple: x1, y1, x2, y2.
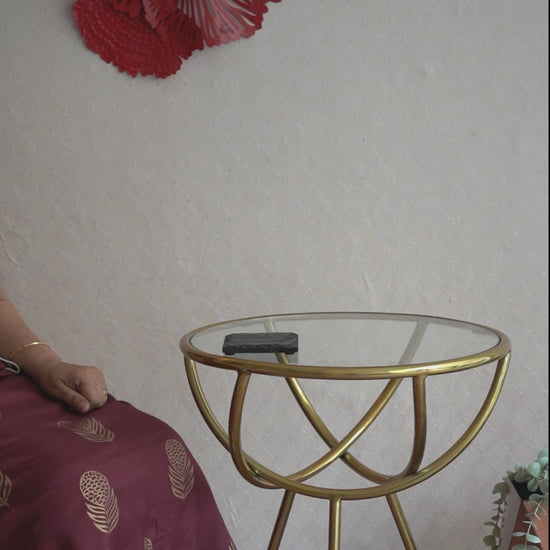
(144, 0, 268, 47)
(142, 0, 204, 58)
(73, 0, 281, 77)
(73, 0, 184, 78)
(108, 0, 143, 18)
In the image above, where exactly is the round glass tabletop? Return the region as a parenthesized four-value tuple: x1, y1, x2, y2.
(181, 312, 510, 379)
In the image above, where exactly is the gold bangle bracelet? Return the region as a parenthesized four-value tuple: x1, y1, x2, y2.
(8, 341, 51, 361)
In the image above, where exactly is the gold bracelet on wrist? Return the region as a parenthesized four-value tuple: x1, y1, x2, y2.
(8, 341, 51, 361)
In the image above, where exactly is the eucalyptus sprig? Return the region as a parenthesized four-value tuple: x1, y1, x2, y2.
(484, 449, 548, 550)
(483, 478, 509, 549)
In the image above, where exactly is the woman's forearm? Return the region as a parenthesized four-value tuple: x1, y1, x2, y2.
(0, 287, 63, 379)
(1, 287, 108, 413)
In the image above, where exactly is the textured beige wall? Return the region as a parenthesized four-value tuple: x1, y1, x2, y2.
(1, 1, 547, 548)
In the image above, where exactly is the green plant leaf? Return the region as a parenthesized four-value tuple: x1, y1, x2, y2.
(527, 478, 539, 492)
(525, 533, 541, 543)
(484, 450, 549, 550)
(526, 462, 541, 476)
(514, 472, 530, 483)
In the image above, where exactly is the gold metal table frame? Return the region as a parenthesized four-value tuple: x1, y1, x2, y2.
(180, 313, 511, 550)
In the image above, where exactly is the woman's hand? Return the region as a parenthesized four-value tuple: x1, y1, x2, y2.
(34, 362, 109, 414)
(1, 288, 109, 413)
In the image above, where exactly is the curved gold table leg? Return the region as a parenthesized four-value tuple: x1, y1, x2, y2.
(386, 493, 417, 550)
(329, 497, 342, 550)
(268, 490, 296, 550)
(184, 344, 510, 550)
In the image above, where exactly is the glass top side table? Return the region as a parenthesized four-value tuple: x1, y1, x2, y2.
(180, 313, 511, 550)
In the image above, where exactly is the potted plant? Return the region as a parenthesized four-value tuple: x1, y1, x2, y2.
(484, 449, 548, 550)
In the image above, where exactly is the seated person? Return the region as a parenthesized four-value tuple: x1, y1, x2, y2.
(0, 287, 235, 550)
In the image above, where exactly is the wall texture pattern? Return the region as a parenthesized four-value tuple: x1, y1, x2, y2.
(1, 1, 547, 549)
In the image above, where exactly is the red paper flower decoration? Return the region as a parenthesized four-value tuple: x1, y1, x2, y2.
(72, 0, 281, 78)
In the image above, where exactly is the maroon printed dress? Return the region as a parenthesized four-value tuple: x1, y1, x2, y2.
(0, 362, 235, 550)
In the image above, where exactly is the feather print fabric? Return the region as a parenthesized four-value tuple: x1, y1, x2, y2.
(0, 361, 235, 549)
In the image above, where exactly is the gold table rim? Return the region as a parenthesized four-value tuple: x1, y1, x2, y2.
(180, 311, 511, 379)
